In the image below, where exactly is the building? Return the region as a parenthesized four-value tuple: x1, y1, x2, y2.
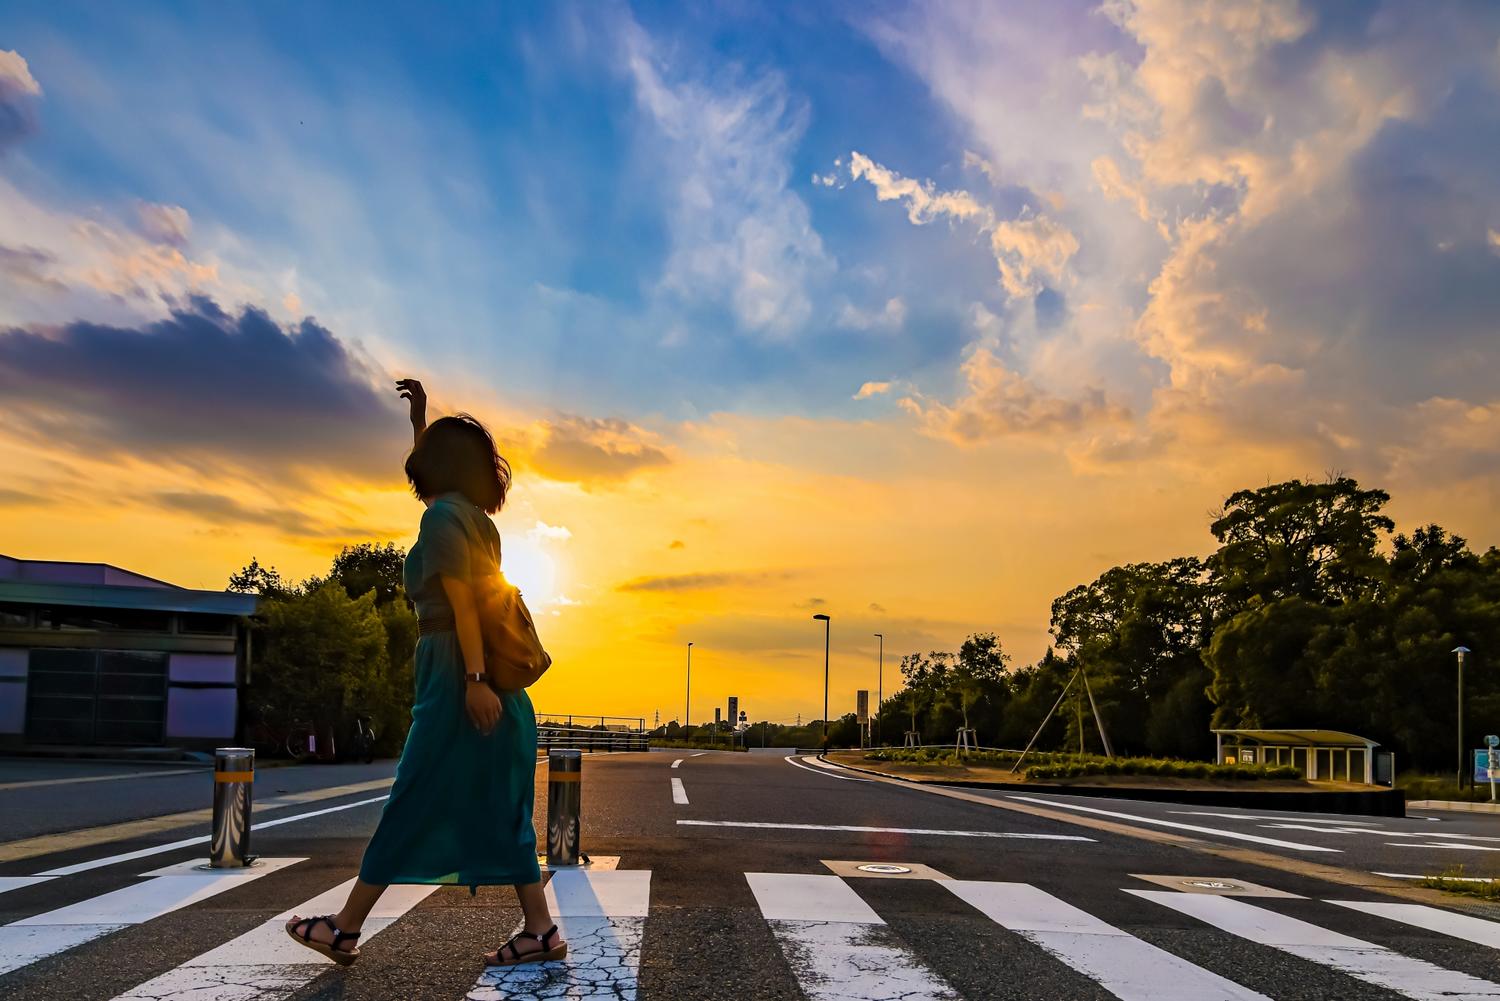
(1213, 728, 1390, 785)
(0, 555, 257, 752)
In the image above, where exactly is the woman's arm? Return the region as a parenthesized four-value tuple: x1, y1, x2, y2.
(396, 379, 428, 445)
(441, 574, 502, 734)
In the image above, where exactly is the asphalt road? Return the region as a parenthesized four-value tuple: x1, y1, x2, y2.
(5, 750, 1500, 1000)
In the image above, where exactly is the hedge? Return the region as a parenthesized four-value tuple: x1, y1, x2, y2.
(862, 748, 1301, 782)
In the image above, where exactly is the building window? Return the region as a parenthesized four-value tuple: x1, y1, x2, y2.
(177, 613, 236, 636)
(39, 607, 172, 632)
(0, 603, 31, 628)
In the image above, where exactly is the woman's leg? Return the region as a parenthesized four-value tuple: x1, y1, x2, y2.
(486, 880, 566, 961)
(287, 878, 387, 953)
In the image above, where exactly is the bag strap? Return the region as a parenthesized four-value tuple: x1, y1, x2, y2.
(442, 498, 501, 575)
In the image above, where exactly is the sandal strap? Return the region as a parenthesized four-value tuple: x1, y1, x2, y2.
(539, 925, 560, 948)
(295, 915, 359, 950)
(499, 930, 542, 962)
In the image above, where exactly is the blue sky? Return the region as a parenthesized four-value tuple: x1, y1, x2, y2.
(4, 1, 1500, 717)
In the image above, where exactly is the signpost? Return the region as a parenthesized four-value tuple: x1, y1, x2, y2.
(1488, 735, 1499, 802)
(856, 690, 870, 749)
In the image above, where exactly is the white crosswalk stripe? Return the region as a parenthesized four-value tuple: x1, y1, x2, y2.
(945, 880, 1270, 1000)
(0, 857, 302, 977)
(12, 857, 1500, 1001)
(111, 879, 438, 1001)
(467, 869, 651, 1000)
(747, 872, 960, 1001)
(1132, 889, 1500, 1000)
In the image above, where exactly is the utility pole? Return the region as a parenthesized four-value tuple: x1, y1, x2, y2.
(874, 632, 884, 748)
(1455, 646, 1471, 790)
(814, 614, 831, 752)
(685, 642, 693, 739)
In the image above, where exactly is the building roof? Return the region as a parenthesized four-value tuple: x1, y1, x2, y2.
(0, 555, 256, 616)
(1212, 728, 1379, 748)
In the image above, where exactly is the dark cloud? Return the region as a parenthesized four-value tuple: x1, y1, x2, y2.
(529, 415, 670, 484)
(0, 296, 406, 482)
(868, 602, 887, 614)
(0, 488, 44, 508)
(617, 570, 793, 593)
(668, 539, 685, 550)
(153, 491, 324, 537)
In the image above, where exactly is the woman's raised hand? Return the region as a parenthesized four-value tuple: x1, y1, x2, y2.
(396, 379, 427, 434)
(465, 681, 502, 735)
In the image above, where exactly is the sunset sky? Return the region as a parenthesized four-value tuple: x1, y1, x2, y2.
(3, 1, 1499, 726)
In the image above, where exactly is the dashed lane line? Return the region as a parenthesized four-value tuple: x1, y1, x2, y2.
(0, 767, 206, 792)
(671, 759, 683, 769)
(671, 777, 689, 805)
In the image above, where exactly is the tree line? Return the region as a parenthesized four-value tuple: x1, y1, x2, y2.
(229, 544, 414, 757)
(878, 477, 1500, 773)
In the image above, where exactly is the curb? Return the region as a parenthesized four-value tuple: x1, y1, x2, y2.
(1408, 799, 1500, 814)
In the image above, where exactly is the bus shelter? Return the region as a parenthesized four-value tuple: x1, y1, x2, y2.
(1212, 729, 1383, 784)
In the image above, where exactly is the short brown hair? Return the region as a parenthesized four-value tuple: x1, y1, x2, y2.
(404, 414, 511, 513)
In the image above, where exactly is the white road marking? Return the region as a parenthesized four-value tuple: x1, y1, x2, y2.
(1330, 899, 1500, 949)
(748, 873, 959, 1001)
(1132, 889, 1500, 1000)
(786, 756, 872, 782)
(111, 879, 436, 1001)
(671, 759, 683, 769)
(1009, 796, 1342, 852)
(671, 777, 689, 805)
(1261, 824, 1500, 844)
(690, 752, 708, 757)
(36, 795, 391, 877)
(1172, 811, 1385, 826)
(0, 767, 205, 792)
(0, 876, 54, 896)
(1373, 871, 1496, 883)
(945, 880, 1267, 1000)
(801, 756, 873, 777)
(470, 869, 651, 1001)
(0, 857, 302, 976)
(1392, 842, 1500, 851)
(677, 820, 1093, 841)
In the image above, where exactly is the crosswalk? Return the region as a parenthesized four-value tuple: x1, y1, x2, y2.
(6, 856, 1500, 1000)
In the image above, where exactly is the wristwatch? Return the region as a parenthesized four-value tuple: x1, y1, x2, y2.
(464, 672, 487, 684)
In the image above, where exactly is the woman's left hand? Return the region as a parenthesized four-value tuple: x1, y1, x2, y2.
(465, 681, 502, 735)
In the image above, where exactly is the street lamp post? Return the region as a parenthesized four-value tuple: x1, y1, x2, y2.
(1455, 646, 1471, 790)
(685, 642, 693, 740)
(873, 632, 884, 748)
(814, 614, 831, 752)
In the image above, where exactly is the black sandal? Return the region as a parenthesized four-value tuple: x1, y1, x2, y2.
(485, 924, 567, 966)
(285, 914, 362, 966)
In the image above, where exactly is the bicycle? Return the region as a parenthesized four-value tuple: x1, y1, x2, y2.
(285, 719, 318, 761)
(351, 715, 377, 764)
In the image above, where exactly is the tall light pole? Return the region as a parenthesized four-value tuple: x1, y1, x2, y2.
(1455, 646, 1471, 790)
(814, 614, 831, 751)
(685, 642, 693, 738)
(873, 632, 884, 747)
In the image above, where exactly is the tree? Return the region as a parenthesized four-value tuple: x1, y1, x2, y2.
(948, 633, 1010, 736)
(246, 581, 394, 751)
(328, 543, 407, 606)
(228, 558, 289, 598)
(1209, 476, 1393, 609)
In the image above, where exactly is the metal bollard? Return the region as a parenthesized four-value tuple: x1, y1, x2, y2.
(546, 748, 582, 867)
(210, 747, 256, 868)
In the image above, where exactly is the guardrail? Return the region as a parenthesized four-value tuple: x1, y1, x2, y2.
(536, 712, 648, 753)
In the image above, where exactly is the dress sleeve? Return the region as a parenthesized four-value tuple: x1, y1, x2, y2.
(415, 502, 471, 591)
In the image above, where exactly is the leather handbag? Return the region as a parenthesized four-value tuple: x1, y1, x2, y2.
(452, 501, 553, 691)
(473, 569, 552, 691)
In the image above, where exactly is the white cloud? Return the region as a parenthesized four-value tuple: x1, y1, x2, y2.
(527, 520, 573, 543)
(624, 21, 830, 339)
(853, 380, 892, 400)
(836, 296, 906, 332)
(845, 151, 1078, 300)
(135, 202, 193, 246)
(0, 50, 41, 97)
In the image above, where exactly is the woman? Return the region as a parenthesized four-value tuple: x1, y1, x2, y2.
(285, 378, 566, 968)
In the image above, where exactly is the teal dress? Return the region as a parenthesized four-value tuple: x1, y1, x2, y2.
(358, 492, 542, 889)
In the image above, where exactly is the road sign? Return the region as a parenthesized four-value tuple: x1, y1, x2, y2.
(1474, 749, 1496, 782)
(857, 690, 869, 725)
(727, 697, 738, 728)
(1487, 734, 1499, 748)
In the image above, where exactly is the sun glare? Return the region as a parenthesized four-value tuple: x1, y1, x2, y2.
(501, 536, 558, 606)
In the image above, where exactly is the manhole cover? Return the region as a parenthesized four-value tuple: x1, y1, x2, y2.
(1183, 879, 1241, 891)
(857, 864, 912, 874)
